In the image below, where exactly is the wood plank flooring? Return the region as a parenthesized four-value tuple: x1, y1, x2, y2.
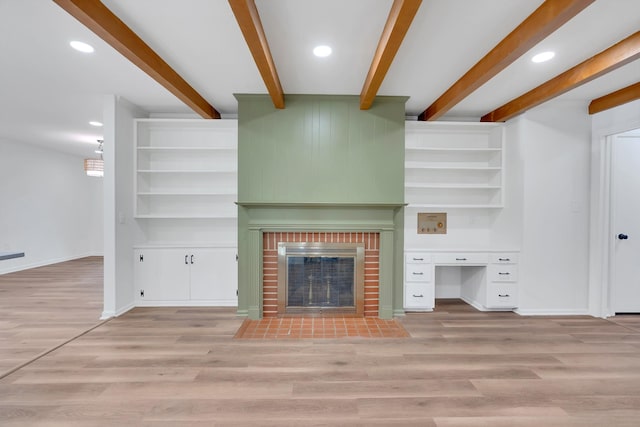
(0, 257, 103, 375)
(2, 259, 640, 425)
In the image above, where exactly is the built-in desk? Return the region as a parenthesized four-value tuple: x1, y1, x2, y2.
(404, 250, 519, 312)
(0, 251, 25, 261)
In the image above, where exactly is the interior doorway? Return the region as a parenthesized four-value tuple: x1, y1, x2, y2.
(610, 129, 640, 313)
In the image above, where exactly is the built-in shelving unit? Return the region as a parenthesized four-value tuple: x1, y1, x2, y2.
(133, 119, 238, 307)
(405, 121, 505, 209)
(134, 119, 237, 219)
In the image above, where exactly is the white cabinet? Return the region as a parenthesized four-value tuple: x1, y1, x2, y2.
(404, 250, 519, 312)
(189, 249, 238, 302)
(484, 252, 518, 309)
(486, 284, 518, 308)
(134, 119, 237, 219)
(134, 247, 238, 306)
(404, 252, 434, 311)
(134, 249, 190, 301)
(405, 121, 505, 209)
(432, 252, 489, 265)
(132, 119, 238, 309)
(405, 283, 434, 309)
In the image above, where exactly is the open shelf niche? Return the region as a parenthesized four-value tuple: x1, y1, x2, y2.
(405, 121, 505, 209)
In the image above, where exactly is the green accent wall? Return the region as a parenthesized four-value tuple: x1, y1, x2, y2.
(237, 94, 405, 204)
(236, 94, 406, 319)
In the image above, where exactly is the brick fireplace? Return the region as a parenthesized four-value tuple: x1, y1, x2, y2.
(263, 232, 380, 317)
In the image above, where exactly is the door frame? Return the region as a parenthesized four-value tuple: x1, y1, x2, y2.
(589, 101, 640, 317)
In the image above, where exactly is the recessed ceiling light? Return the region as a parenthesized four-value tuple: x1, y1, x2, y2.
(89, 121, 103, 127)
(532, 51, 555, 63)
(313, 45, 332, 58)
(70, 40, 94, 53)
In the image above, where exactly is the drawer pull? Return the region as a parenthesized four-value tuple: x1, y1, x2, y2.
(412, 272, 424, 275)
(412, 257, 424, 261)
(498, 272, 510, 275)
(412, 294, 424, 298)
(498, 294, 510, 298)
(455, 258, 467, 261)
(498, 258, 510, 262)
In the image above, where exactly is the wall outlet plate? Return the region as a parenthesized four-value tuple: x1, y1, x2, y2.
(417, 212, 447, 234)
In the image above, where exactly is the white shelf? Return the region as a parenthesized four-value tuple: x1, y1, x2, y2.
(405, 147, 501, 152)
(137, 147, 235, 151)
(137, 192, 237, 196)
(406, 204, 504, 209)
(137, 169, 237, 174)
(404, 122, 505, 209)
(135, 214, 237, 220)
(134, 119, 238, 220)
(405, 162, 500, 170)
(405, 183, 501, 189)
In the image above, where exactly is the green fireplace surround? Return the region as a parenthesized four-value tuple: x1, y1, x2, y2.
(235, 94, 407, 319)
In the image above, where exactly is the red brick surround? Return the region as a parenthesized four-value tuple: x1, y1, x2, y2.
(263, 232, 380, 317)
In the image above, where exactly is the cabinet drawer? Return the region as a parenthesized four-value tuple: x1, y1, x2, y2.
(486, 284, 518, 308)
(490, 253, 519, 264)
(488, 264, 518, 282)
(405, 253, 431, 264)
(405, 264, 432, 282)
(404, 283, 434, 309)
(432, 253, 489, 265)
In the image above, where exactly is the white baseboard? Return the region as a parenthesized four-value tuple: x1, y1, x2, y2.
(0, 252, 99, 276)
(460, 296, 517, 313)
(460, 296, 487, 312)
(135, 300, 238, 307)
(514, 308, 590, 316)
(101, 302, 135, 319)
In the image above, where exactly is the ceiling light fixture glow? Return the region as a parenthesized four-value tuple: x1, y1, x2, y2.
(89, 121, 103, 127)
(313, 45, 332, 57)
(70, 41, 95, 53)
(531, 51, 555, 63)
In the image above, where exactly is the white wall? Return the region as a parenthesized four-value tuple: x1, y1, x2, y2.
(0, 138, 103, 275)
(490, 117, 524, 249)
(515, 100, 592, 314)
(102, 95, 146, 318)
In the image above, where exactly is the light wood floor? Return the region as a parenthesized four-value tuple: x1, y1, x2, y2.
(0, 257, 103, 375)
(2, 259, 640, 425)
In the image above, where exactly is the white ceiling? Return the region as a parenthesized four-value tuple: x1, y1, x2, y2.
(1, 0, 639, 158)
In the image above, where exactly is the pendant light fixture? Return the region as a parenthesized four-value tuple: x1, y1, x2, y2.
(84, 140, 104, 177)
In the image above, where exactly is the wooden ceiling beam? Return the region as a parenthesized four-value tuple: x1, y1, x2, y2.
(588, 82, 640, 114)
(53, 0, 220, 119)
(360, 0, 422, 110)
(419, 0, 595, 121)
(482, 31, 640, 122)
(228, 0, 284, 109)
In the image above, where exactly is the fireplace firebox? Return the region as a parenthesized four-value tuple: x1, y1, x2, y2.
(277, 242, 365, 316)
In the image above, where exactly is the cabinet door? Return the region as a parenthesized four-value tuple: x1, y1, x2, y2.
(405, 263, 433, 282)
(486, 284, 518, 308)
(190, 248, 238, 303)
(488, 264, 518, 282)
(405, 283, 435, 310)
(135, 249, 190, 301)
